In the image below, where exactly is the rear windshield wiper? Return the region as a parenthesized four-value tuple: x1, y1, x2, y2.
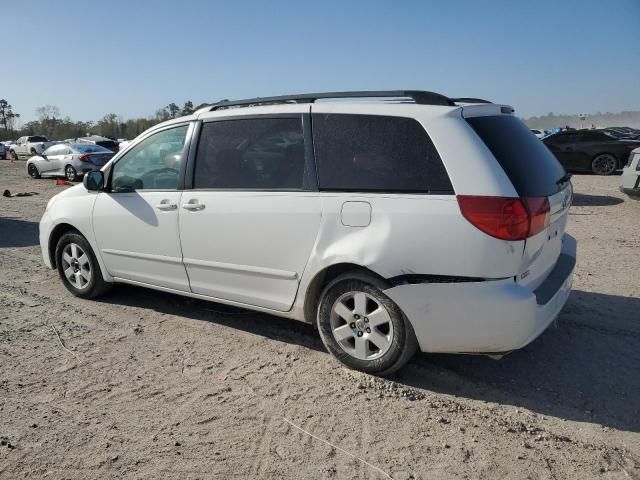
(556, 173, 572, 186)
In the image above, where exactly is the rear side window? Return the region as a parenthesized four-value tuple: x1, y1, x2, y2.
(194, 118, 307, 190)
(312, 114, 453, 193)
(467, 115, 566, 197)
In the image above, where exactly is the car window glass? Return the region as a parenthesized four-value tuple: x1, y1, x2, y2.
(313, 113, 452, 193)
(194, 118, 306, 190)
(43, 145, 62, 155)
(111, 125, 188, 192)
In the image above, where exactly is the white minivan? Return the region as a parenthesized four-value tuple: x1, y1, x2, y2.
(39, 91, 576, 375)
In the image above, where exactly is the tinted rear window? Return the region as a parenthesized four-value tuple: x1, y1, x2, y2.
(467, 115, 566, 197)
(96, 141, 118, 150)
(71, 144, 111, 153)
(28, 136, 48, 142)
(313, 114, 453, 193)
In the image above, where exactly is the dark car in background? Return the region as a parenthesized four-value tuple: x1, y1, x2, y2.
(543, 130, 640, 175)
(75, 135, 120, 152)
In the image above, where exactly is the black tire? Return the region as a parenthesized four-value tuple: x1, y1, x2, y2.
(30, 148, 37, 156)
(28, 163, 40, 179)
(591, 153, 617, 175)
(10, 150, 18, 161)
(55, 231, 112, 299)
(65, 165, 78, 181)
(317, 273, 418, 376)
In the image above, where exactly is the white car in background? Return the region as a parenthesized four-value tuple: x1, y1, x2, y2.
(531, 129, 547, 139)
(620, 147, 640, 199)
(9, 135, 57, 159)
(27, 143, 115, 181)
(39, 90, 576, 375)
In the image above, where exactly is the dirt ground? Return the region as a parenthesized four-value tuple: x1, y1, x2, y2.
(0, 158, 638, 480)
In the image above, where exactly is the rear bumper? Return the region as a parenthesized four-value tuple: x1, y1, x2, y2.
(384, 234, 577, 353)
(620, 169, 640, 197)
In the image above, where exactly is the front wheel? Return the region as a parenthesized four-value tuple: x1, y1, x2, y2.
(317, 276, 418, 375)
(591, 153, 617, 175)
(55, 232, 111, 299)
(65, 165, 78, 181)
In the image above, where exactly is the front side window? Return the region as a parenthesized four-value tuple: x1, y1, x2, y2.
(313, 114, 452, 193)
(194, 118, 306, 190)
(111, 125, 188, 192)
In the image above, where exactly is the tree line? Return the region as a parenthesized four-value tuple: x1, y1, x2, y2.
(0, 100, 209, 141)
(523, 111, 640, 130)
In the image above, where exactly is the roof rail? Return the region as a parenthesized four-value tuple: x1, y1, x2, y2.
(206, 90, 457, 111)
(451, 97, 493, 104)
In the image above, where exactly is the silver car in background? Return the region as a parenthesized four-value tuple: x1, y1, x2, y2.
(26, 143, 115, 181)
(620, 147, 640, 199)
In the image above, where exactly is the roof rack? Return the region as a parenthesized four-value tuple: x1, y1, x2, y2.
(450, 97, 493, 104)
(207, 90, 459, 111)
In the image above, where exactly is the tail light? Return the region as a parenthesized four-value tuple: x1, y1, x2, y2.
(525, 197, 551, 236)
(79, 154, 90, 162)
(457, 195, 550, 241)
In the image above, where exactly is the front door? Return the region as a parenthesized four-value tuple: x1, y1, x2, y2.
(179, 116, 321, 311)
(93, 124, 192, 291)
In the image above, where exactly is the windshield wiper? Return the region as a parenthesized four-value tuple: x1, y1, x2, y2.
(557, 173, 572, 186)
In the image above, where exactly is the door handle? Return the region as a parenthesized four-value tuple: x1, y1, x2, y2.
(182, 201, 205, 211)
(155, 201, 178, 211)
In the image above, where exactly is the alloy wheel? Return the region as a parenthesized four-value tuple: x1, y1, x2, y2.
(65, 166, 76, 181)
(61, 243, 92, 290)
(592, 154, 616, 175)
(330, 291, 394, 360)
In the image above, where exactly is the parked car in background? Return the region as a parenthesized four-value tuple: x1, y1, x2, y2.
(39, 90, 576, 375)
(76, 135, 119, 152)
(602, 127, 640, 140)
(26, 143, 115, 181)
(620, 147, 640, 199)
(118, 140, 132, 151)
(530, 129, 546, 139)
(0, 142, 5, 159)
(8, 136, 57, 160)
(543, 130, 640, 175)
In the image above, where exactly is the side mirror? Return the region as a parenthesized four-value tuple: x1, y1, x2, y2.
(83, 170, 104, 191)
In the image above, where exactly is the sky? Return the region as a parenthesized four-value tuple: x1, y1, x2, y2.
(3, 0, 640, 123)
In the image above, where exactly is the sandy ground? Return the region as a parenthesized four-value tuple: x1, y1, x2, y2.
(0, 158, 638, 479)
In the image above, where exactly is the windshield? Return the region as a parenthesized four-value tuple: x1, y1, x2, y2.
(467, 115, 567, 197)
(71, 144, 111, 154)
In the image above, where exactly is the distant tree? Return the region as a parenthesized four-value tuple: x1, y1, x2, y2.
(167, 102, 180, 119)
(181, 101, 194, 115)
(0, 99, 20, 133)
(35, 105, 61, 138)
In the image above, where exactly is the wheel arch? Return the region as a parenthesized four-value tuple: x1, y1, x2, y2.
(302, 262, 390, 325)
(48, 223, 80, 268)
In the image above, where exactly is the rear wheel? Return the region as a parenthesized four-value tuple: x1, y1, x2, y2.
(10, 150, 18, 161)
(28, 163, 40, 179)
(30, 148, 37, 156)
(591, 153, 617, 175)
(55, 232, 111, 299)
(317, 274, 418, 375)
(65, 165, 78, 181)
